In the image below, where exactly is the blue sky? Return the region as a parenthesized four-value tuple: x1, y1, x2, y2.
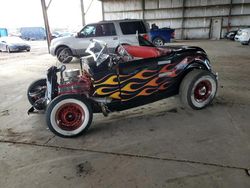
(0, 0, 102, 31)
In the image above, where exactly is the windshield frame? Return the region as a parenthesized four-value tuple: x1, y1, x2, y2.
(85, 39, 109, 66)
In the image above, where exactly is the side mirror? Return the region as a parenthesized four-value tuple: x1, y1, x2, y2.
(76, 32, 81, 38)
(77, 32, 84, 38)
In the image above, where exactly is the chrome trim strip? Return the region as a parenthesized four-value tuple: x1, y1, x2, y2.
(158, 60, 171, 65)
(159, 72, 172, 78)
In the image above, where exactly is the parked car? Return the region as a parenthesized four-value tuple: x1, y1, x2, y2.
(50, 19, 150, 63)
(150, 26, 175, 46)
(0, 36, 31, 52)
(27, 36, 217, 138)
(235, 28, 250, 45)
(224, 30, 238, 40)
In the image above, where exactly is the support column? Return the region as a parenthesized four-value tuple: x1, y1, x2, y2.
(41, 0, 51, 53)
(101, 0, 105, 21)
(80, 0, 85, 27)
(142, 0, 145, 19)
(227, 0, 233, 31)
(181, 0, 186, 39)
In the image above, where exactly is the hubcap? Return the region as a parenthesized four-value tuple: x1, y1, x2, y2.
(154, 39, 164, 46)
(59, 50, 69, 61)
(55, 103, 85, 131)
(194, 80, 212, 102)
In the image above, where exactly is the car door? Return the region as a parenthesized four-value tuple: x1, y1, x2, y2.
(75, 23, 119, 55)
(118, 58, 159, 102)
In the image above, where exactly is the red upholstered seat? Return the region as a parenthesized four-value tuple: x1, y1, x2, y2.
(123, 45, 161, 58)
(122, 45, 171, 59)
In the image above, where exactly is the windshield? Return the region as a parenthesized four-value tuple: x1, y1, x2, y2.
(85, 39, 109, 66)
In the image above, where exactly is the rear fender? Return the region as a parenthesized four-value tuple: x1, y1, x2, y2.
(177, 60, 209, 91)
(185, 60, 210, 71)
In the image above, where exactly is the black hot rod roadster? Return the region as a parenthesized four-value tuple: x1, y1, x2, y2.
(27, 37, 217, 137)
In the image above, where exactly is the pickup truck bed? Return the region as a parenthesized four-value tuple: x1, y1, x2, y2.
(150, 28, 175, 46)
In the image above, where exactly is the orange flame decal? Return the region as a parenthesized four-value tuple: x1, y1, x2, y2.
(121, 82, 140, 92)
(95, 87, 119, 95)
(120, 69, 157, 84)
(110, 92, 121, 99)
(159, 81, 169, 90)
(136, 87, 157, 96)
(95, 75, 118, 86)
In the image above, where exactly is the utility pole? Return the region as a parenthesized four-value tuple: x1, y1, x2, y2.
(80, 0, 85, 27)
(41, 0, 51, 53)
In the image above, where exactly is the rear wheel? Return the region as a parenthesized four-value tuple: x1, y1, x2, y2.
(179, 69, 217, 110)
(152, 37, 165, 46)
(46, 95, 93, 138)
(56, 47, 73, 64)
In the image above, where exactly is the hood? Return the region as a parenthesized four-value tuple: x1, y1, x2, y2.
(51, 36, 75, 43)
(9, 42, 29, 46)
(50, 36, 77, 48)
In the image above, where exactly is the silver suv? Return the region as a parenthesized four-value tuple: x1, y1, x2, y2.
(50, 19, 149, 63)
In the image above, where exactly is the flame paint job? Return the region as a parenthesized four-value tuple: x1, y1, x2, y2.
(92, 51, 206, 102)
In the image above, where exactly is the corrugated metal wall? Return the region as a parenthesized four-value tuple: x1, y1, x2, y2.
(102, 0, 250, 39)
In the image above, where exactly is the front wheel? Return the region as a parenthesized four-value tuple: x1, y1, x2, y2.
(56, 47, 73, 64)
(46, 94, 93, 138)
(179, 69, 217, 110)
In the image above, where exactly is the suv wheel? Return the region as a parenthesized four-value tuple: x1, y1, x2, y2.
(56, 47, 73, 64)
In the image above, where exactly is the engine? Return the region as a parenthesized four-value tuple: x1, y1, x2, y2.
(58, 69, 92, 96)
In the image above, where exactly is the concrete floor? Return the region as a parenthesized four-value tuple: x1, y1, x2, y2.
(0, 40, 250, 187)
